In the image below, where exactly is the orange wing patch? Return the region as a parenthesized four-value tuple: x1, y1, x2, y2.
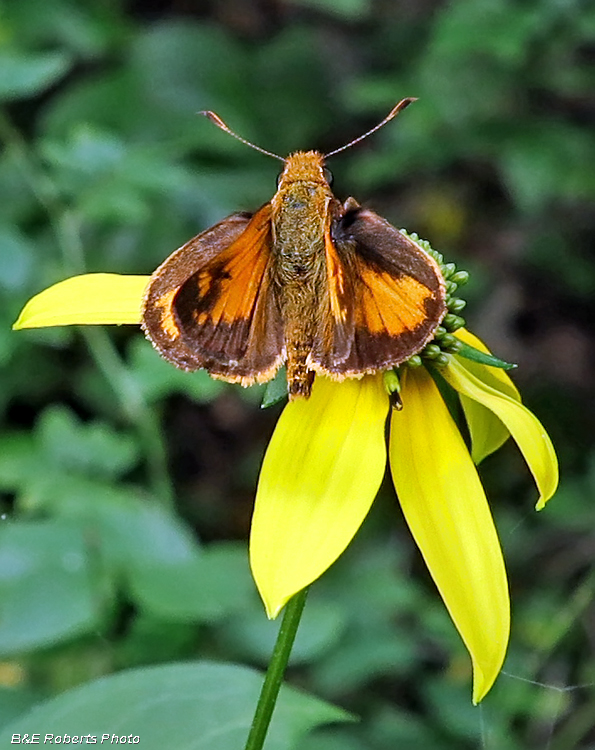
(324, 227, 348, 324)
(313, 207, 446, 376)
(192, 221, 271, 328)
(153, 289, 181, 340)
(143, 204, 285, 383)
(355, 267, 434, 335)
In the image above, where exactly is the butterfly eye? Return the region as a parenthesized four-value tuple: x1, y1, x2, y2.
(323, 167, 334, 186)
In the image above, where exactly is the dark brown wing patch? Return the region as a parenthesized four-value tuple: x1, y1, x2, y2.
(142, 205, 285, 385)
(312, 202, 446, 375)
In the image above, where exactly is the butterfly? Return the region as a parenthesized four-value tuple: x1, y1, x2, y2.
(142, 99, 447, 400)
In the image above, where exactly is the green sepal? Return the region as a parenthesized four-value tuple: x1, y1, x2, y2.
(457, 342, 517, 370)
(384, 369, 403, 410)
(261, 368, 288, 408)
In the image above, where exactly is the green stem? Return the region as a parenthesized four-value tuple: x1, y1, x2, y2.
(244, 588, 309, 750)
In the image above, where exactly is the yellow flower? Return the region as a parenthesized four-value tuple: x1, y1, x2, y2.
(14, 273, 558, 703)
(253, 338, 557, 703)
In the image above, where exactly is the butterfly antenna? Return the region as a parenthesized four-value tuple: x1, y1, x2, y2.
(199, 111, 285, 162)
(324, 97, 417, 159)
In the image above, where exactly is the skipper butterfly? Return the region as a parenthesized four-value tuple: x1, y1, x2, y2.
(142, 99, 446, 399)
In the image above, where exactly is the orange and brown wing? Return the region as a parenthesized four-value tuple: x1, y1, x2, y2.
(312, 202, 446, 375)
(142, 204, 285, 385)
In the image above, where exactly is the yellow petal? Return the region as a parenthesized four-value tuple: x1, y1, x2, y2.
(13, 274, 150, 329)
(442, 357, 558, 510)
(251, 375, 389, 619)
(459, 389, 510, 464)
(454, 329, 520, 463)
(390, 367, 509, 703)
(455, 329, 520, 400)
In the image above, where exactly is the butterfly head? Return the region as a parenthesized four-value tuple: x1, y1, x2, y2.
(277, 151, 329, 190)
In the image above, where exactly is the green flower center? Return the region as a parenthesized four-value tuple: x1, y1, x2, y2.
(400, 230, 468, 369)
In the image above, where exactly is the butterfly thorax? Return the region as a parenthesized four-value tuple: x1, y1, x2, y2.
(270, 151, 334, 397)
(271, 151, 332, 274)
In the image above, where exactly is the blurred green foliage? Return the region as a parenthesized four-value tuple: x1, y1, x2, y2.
(0, 0, 594, 747)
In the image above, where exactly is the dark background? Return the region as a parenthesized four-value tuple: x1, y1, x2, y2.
(0, 0, 594, 747)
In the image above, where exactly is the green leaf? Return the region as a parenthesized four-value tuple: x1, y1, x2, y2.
(0, 662, 351, 749)
(0, 224, 35, 291)
(312, 628, 418, 695)
(455, 342, 516, 370)
(129, 543, 256, 622)
(0, 686, 40, 732)
(0, 50, 72, 100)
(6, 471, 205, 590)
(36, 405, 140, 479)
(0, 520, 100, 655)
(40, 126, 194, 222)
(131, 23, 246, 116)
(0, 431, 38, 491)
(297, 728, 366, 750)
(41, 126, 128, 176)
(218, 597, 347, 667)
(2, 0, 121, 58)
(117, 615, 197, 667)
(128, 337, 226, 404)
(430, 0, 540, 64)
(499, 123, 595, 211)
(261, 367, 288, 408)
(88, 487, 203, 572)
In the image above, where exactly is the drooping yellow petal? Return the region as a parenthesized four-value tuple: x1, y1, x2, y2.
(455, 329, 520, 399)
(251, 375, 389, 619)
(454, 329, 520, 463)
(443, 357, 558, 510)
(390, 366, 509, 703)
(13, 274, 150, 329)
(459, 388, 510, 465)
